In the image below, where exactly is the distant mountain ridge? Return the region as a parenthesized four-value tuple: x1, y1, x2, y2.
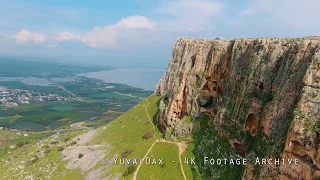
(0, 57, 111, 77)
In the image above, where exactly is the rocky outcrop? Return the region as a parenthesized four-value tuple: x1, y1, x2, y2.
(155, 37, 320, 179)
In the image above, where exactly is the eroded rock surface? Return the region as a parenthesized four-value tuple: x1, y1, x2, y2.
(155, 37, 320, 179)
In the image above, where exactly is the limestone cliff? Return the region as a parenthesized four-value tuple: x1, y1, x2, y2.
(155, 37, 320, 179)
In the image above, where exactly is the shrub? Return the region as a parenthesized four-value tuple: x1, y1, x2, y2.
(25, 155, 39, 166)
(121, 149, 134, 158)
(123, 164, 137, 177)
(50, 140, 58, 145)
(143, 131, 153, 139)
(44, 149, 52, 154)
(42, 145, 50, 149)
(78, 153, 84, 159)
(16, 142, 24, 147)
(70, 141, 77, 146)
(57, 146, 64, 151)
(63, 137, 70, 142)
(161, 163, 166, 168)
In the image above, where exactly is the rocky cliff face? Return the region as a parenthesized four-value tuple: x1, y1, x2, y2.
(155, 37, 320, 179)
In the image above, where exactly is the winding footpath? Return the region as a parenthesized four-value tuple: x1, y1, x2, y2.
(133, 98, 187, 180)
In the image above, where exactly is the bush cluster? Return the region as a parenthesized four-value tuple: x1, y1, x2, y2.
(123, 164, 137, 177)
(143, 131, 153, 139)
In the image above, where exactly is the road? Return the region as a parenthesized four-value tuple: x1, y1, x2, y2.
(44, 76, 78, 98)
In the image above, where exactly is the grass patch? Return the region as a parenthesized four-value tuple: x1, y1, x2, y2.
(137, 142, 184, 179)
(181, 143, 202, 179)
(182, 115, 192, 124)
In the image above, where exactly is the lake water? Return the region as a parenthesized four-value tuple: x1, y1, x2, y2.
(0, 69, 165, 90)
(78, 68, 165, 90)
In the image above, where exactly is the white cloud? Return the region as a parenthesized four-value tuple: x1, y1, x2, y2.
(162, 0, 223, 17)
(158, 0, 224, 31)
(14, 29, 46, 44)
(54, 15, 155, 49)
(239, 8, 257, 17)
(47, 44, 57, 48)
(115, 15, 155, 29)
(55, 31, 84, 42)
(239, 0, 320, 34)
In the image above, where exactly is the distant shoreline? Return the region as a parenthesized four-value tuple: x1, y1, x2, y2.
(77, 68, 164, 91)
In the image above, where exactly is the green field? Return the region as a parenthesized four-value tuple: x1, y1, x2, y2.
(1, 104, 85, 131)
(89, 92, 135, 100)
(50, 102, 77, 111)
(0, 116, 19, 124)
(0, 75, 153, 132)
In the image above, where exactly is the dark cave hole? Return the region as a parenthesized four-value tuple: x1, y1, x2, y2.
(259, 82, 264, 90)
(245, 113, 258, 136)
(213, 86, 217, 92)
(191, 54, 196, 68)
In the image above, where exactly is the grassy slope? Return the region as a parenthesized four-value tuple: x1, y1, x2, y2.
(0, 129, 87, 180)
(0, 94, 197, 179)
(181, 143, 197, 180)
(138, 142, 183, 179)
(0, 130, 18, 150)
(90, 95, 163, 179)
(0, 95, 163, 180)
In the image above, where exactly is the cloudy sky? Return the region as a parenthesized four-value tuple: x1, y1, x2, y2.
(0, 0, 319, 68)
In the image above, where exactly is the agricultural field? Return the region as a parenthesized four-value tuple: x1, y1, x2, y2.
(0, 76, 153, 131)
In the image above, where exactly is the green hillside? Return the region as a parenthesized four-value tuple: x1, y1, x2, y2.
(0, 94, 196, 179)
(90, 95, 163, 179)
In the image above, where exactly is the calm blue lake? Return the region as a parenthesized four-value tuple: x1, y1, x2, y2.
(78, 68, 165, 90)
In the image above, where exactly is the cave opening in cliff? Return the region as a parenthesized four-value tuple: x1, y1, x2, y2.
(232, 142, 247, 157)
(191, 54, 196, 68)
(259, 82, 264, 90)
(245, 113, 259, 136)
(212, 80, 218, 93)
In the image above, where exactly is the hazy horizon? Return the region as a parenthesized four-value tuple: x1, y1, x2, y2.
(1, 0, 319, 70)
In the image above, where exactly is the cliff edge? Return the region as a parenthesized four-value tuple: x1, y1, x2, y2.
(155, 37, 320, 179)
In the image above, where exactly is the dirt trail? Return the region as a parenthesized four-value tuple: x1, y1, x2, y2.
(133, 98, 187, 180)
(159, 139, 187, 180)
(132, 140, 159, 180)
